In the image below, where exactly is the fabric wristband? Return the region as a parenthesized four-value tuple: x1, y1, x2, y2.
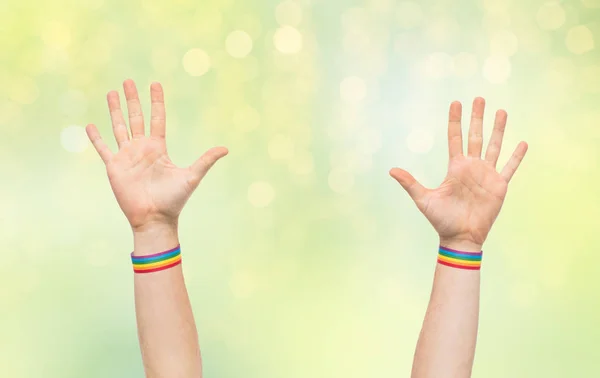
(131, 245, 182, 274)
(437, 245, 482, 270)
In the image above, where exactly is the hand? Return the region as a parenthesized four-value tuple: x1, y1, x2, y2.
(86, 79, 228, 232)
(390, 98, 527, 251)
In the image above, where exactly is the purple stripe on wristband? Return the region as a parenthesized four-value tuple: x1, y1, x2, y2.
(130, 245, 181, 259)
(439, 245, 483, 255)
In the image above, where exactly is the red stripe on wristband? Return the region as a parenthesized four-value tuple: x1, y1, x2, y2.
(437, 259, 481, 270)
(133, 259, 182, 274)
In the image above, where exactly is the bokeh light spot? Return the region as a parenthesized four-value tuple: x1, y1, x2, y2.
(565, 25, 595, 55)
(273, 26, 303, 54)
(226, 30, 254, 58)
(340, 76, 367, 103)
(248, 181, 275, 208)
(276, 0, 303, 27)
(483, 56, 511, 84)
(61, 125, 89, 153)
(406, 129, 435, 154)
(536, 2, 566, 30)
(182, 48, 211, 77)
(482, 0, 512, 14)
(41, 21, 72, 48)
(582, 0, 600, 7)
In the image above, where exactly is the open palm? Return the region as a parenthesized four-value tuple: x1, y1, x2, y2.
(86, 80, 228, 231)
(390, 98, 527, 251)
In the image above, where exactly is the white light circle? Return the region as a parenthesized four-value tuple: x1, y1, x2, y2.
(273, 26, 303, 54)
(566, 25, 595, 55)
(536, 2, 566, 30)
(182, 48, 211, 77)
(406, 129, 435, 154)
(61, 125, 89, 153)
(483, 56, 512, 84)
(225, 30, 253, 58)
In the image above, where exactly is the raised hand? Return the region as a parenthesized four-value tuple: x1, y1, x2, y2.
(86, 79, 228, 232)
(390, 98, 527, 251)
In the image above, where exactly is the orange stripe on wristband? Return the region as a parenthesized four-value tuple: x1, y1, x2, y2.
(131, 245, 182, 274)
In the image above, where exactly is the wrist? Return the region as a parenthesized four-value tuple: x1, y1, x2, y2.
(133, 222, 180, 257)
(439, 238, 482, 253)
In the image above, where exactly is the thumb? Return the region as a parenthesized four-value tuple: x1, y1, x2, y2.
(389, 168, 428, 202)
(188, 146, 229, 187)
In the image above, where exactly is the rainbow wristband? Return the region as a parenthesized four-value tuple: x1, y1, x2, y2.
(437, 246, 482, 270)
(131, 245, 182, 274)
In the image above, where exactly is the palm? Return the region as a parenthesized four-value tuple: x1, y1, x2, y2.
(420, 156, 507, 245)
(106, 138, 194, 228)
(87, 80, 228, 230)
(391, 98, 527, 249)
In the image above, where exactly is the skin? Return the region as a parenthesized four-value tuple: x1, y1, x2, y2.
(390, 98, 528, 378)
(86, 79, 227, 378)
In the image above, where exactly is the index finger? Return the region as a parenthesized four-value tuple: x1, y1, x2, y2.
(448, 101, 463, 159)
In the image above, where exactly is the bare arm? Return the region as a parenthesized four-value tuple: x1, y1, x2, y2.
(391, 98, 528, 377)
(87, 79, 228, 378)
(411, 255, 481, 377)
(132, 226, 200, 377)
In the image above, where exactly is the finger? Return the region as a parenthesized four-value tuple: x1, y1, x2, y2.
(86, 124, 113, 163)
(500, 142, 528, 183)
(447, 101, 463, 159)
(150, 82, 166, 139)
(484, 109, 507, 167)
(188, 147, 229, 187)
(107, 90, 129, 148)
(467, 97, 485, 158)
(123, 79, 145, 139)
(389, 168, 428, 203)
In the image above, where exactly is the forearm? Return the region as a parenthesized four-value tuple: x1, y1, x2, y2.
(411, 242, 482, 378)
(133, 224, 201, 378)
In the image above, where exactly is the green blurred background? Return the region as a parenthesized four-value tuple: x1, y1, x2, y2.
(1, 0, 599, 376)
